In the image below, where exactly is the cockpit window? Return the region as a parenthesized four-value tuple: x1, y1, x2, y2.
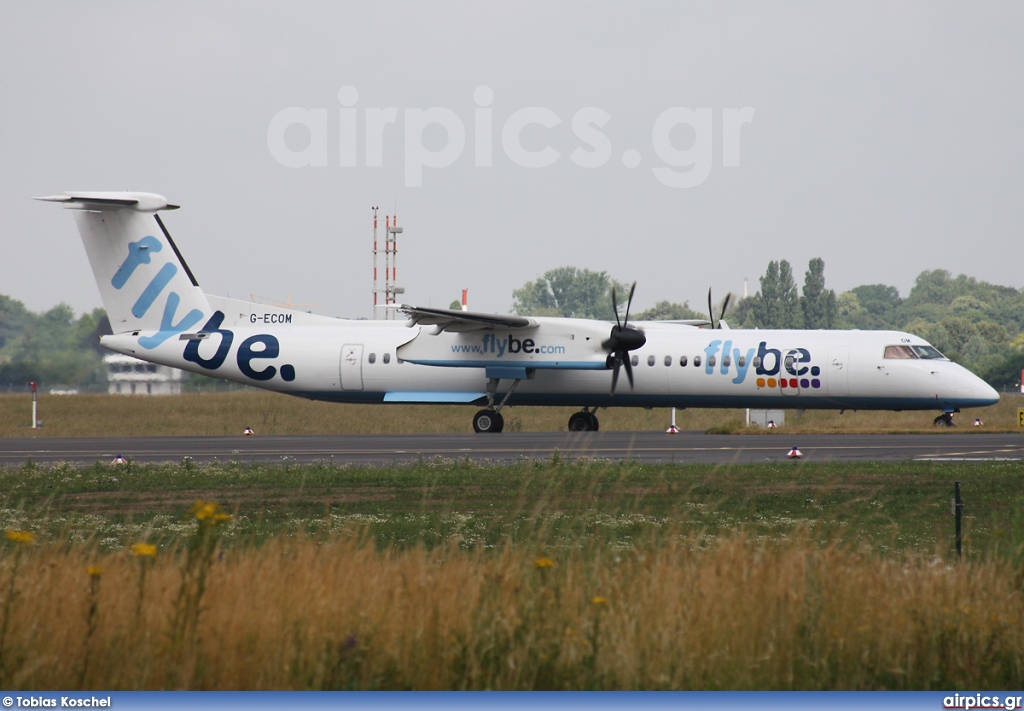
(883, 344, 949, 360)
(884, 345, 916, 359)
(912, 345, 947, 360)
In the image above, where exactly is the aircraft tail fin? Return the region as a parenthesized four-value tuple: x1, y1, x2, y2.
(36, 192, 211, 349)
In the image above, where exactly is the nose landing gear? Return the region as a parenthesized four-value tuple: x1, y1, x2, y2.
(933, 412, 956, 427)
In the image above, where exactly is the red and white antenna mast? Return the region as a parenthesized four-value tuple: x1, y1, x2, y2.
(371, 206, 380, 319)
(372, 207, 404, 319)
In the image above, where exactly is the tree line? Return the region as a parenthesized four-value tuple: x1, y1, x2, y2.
(0, 296, 109, 391)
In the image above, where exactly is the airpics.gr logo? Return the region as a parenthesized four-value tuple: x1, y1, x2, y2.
(704, 340, 822, 389)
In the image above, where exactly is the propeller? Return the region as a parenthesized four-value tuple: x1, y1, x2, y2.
(707, 288, 733, 329)
(603, 282, 646, 393)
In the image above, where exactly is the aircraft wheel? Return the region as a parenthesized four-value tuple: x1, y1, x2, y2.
(473, 409, 504, 433)
(568, 411, 598, 432)
(933, 413, 956, 428)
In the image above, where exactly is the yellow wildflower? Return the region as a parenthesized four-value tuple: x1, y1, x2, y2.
(130, 543, 157, 557)
(188, 500, 233, 525)
(5, 530, 36, 544)
(591, 596, 608, 606)
(86, 566, 103, 578)
(534, 557, 554, 569)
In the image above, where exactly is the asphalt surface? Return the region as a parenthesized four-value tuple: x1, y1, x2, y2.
(1, 431, 1022, 466)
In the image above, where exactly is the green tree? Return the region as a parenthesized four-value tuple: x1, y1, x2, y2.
(848, 284, 902, 329)
(753, 260, 803, 328)
(939, 316, 978, 353)
(634, 300, 706, 321)
(0, 302, 108, 388)
(0, 295, 30, 351)
(511, 267, 626, 320)
(800, 258, 837, 329)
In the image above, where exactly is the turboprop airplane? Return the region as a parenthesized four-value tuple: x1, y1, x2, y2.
(37, 191, 999, 433)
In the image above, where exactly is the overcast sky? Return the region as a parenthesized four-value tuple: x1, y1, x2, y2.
(2, 2, 1022, 320)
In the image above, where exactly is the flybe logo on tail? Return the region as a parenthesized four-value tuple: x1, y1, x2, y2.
(704, 339, 822, 389)
(112, 237, 204, 348)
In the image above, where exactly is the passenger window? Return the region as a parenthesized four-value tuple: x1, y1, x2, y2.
(708, 355, 717, 367)
(383, 353, 391, 364)
(723, 355, 732, 367)
(694, 355, 702, 367)
(647, 355, 656, 367)
(664, 355, 672, 366)
(368, 353, 376, 364)
(631, 355, 638, 366)
(679, 355, 688, 367)
(752, 356, 761, 368)
(738, 355, 746, 367)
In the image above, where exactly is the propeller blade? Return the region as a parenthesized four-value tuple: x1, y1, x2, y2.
(707, 288, 715, 330)
(611, 286, 622, 330)
(623, 282, 637, 326)
(623, 353, 635, 389)
(719, 292, 732, 326)
(606, 282, 642, 394)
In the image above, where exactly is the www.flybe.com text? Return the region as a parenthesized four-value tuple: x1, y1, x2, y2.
(451, 334, 566, 357)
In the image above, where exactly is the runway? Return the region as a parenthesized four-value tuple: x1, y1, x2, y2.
(1, 431, 1022, 467)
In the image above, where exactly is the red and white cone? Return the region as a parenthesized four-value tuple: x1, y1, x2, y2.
(787, 446, 803, 460)
(974, 418, 983, 427)
(767, 420, 777, 429)
(243, 427, 255, 436)
(112, 455, 127, 465)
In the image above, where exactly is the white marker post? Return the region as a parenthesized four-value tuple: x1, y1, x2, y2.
(28, 381, 38, 428)
(666, 407, 680, 434)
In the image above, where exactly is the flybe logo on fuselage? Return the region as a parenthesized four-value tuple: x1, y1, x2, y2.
(183, 311, 297, 382)
(704, 339, 822, 389)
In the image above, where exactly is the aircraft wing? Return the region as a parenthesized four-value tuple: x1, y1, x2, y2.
(399, 305, 537, 333)
(653, 319, 713, 327)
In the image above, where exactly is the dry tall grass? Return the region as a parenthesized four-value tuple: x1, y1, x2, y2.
(0, 391, 1018, 437)
(2, 527, 1022, 690)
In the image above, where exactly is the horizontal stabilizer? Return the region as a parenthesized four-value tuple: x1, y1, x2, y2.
(33, 192, 179, 212)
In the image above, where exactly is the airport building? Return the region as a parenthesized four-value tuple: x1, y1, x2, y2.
(104, 353, 184, 395)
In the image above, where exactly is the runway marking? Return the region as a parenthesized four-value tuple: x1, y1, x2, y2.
(917, 457, 1023, 462)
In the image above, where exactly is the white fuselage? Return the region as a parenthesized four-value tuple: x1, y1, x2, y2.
(100, 297, 998, 413)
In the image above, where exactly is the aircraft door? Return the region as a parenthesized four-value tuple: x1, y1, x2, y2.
(827, 350, 849, 397)
(340, 344, 364, 391)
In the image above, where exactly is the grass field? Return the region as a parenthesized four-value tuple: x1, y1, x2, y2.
(2, 392, 1024, 690)
(0, 389, 1019, 436)
(3, 458, 1024, 689)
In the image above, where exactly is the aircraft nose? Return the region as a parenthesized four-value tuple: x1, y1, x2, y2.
(956, 369, 1000, 407)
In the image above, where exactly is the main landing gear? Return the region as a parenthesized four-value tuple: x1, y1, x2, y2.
(472, 376, 524, 433)
(473, 409, 505, 433)
(567, 408, 600, 432)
